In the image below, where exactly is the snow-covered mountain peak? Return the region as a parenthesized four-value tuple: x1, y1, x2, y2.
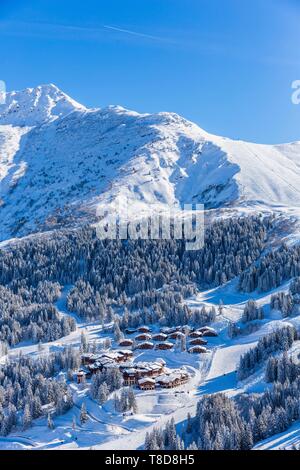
(0, 84, 300, 241)
(0, 83, 86, 127)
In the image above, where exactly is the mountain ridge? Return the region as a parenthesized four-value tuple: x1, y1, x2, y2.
(0, 84, 299, 241)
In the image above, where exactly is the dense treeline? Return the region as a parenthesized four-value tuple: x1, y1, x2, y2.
(0, 348, 78, 436)
(237, 326, 297, 380)
(228, 300, 264, 339)
(146, 355, 300, 450)
(230, 277, 300, 340)
(265, 352, 300, 384)
(189, 373, 300, 450)
(145, 418, 184, 450)
(66, 216, 270, 323)
(241, 300, 264, 323)
(0, 216, 271, 328)
(90, 368, 123, 402)
(239, 244, 300, 293)
(0, 284, 76, 347)
(270, 276, 300, 317)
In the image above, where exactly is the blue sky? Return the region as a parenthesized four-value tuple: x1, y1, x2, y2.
(0, 0, 299, 143)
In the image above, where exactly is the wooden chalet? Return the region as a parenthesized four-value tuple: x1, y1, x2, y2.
(161, 326, 179, 335)
(119, 339, 134, 347)
(135, 333, 152, 341)
(138, 378, 156, 390)
(137, 326, 151, 333)
(156, 370, 189, 389)
(189, 337, 208, 346)
(122, 361, 165, 386)
(81, 353, 97, 365)
(123, 368, 137, 386)
(101, 351, 129, 363)
(152, 333, 168, 342)
(168, 331, 185, 340)
(136, 341, 154, 350)
(83, 350, 132, 375)
(188, 331, 203, 338)
(155, 342, 173, 350)
(188, 346, 208, 354)
(198, 326, 211, 333)
(116, 349, 133, 361)
(200, 327, 218, 337)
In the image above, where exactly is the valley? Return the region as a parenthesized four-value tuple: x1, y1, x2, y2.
(0, 85, 300, 450)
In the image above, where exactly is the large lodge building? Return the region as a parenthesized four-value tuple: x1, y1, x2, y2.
(77, 352, 189, 390)
(76, 323, 218, 387)
(123, 360, 165, 386)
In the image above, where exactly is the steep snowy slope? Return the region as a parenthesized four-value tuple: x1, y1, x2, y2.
(0, 83, 85, 127)
(0, 84, 299, 240)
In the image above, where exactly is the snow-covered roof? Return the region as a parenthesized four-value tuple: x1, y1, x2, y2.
(161, 327, 178, 334)
(134, 362, 162, 371)
(156, 369, 189, 384)
(117, 349, 133, 355)
(152, 333, 168, 339)
(138, 377, 155, 385)
(123, 361, 164, 375)
(123, 368, 137, 375)
(135, 333, 152, 340)
(156, 358, 166, 365)
(168, 331, 185, 337)
(119, 361, 134, 368)
(189, 331, 203, 337)
(188, 346, 208, 353)
(199, 326, 216, 333)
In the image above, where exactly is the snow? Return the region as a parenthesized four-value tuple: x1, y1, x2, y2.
(1, 84, 300, 241)
(2, 275, 300, 450)
(0, 84, 85, 127)
(1, 83, 300, 450)
(254, 421, 300, 450)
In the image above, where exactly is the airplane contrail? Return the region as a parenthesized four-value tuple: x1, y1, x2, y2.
(0, 20, 173, 46)
(103, 24, 166, 42)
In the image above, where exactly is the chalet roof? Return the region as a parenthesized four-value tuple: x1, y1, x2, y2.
(169, 331, 185, 337)
(198, 326, 216, 333)
(102, 351, 124, 360)
(135, 333, 152, 340)
(119, 361, 134, 369)
(188, 346, 208, 353)
(123, 361, 164, 375)
(117, 349, 133, 355)
(137, 325, 151, 331)
(138, 377, 156, 385)
(123, 368, 137, 375)
(156, 369, 189, 384)
(189, 337, 208, 344)
(161, 327, 178, 334)
(189, 331, 203, 337)
(134, 361, 163, 371)
(152, 333, 168, 339)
